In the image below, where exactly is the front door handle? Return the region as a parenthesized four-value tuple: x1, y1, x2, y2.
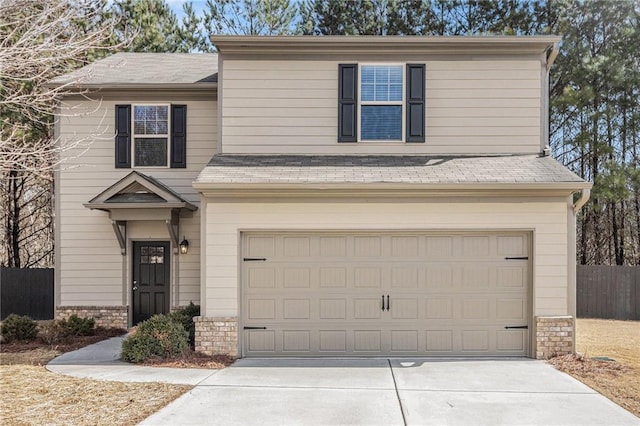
(381, 294, 385, 311)
(133, 280, 138, 291)
(386, 295, 390, 311)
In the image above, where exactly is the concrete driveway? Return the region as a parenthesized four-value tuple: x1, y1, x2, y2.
(140, 358, 638, 426)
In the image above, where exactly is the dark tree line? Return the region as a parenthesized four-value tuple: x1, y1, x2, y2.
(2, 0, 639, 267)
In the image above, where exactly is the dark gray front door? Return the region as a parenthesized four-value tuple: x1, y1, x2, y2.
(132, 241, 170, 325)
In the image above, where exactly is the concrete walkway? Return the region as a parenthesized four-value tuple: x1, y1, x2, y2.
(47, 336, 217, 385)
(48, 339, 639, 425)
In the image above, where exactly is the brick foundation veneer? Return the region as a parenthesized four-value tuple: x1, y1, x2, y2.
(194, 316, 238, 356)
(536, 316, 574, 359)
(56, 306, 128, 329)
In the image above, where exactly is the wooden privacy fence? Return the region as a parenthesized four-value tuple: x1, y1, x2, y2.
(577, 265, 639, 320)
(0, 267, 54, 320)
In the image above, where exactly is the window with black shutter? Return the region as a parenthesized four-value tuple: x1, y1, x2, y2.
(337, 63, 425, 143)
(114, 104, 187, 168)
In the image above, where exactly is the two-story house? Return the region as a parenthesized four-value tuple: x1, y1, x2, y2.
(49, 36, 591, 360)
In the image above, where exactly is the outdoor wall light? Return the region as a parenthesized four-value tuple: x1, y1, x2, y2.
(179, 236, 189, 254)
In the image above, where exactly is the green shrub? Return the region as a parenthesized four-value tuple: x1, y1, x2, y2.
(1, 314, 38, 342)
(59, 315, 95, 336)
(169, 302, 200, 348)
(121, 314, 188, 363)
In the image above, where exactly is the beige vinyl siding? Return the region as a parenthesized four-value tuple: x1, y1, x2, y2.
(57, 94, 216, 307)
(221, 59, 542, 154)
(202, 199, 569, 319)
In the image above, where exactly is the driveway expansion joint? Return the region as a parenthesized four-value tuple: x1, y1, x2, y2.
(388, 359, 408, 426)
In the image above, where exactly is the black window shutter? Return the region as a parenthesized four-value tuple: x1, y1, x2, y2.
(170, 105, 187, 168)
(115, 104, 131, 168)
(406, 64, 425, 143)
(338, 64, 358, 142)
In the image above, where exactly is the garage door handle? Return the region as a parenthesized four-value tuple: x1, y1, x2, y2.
(381, 295, 385, 311)
(244, 326, 267, 330)
(386, 295, 390, 311)
(243, 258, 267, 262)
(505, 257, 529, 260)
(504, 325, 528, 329)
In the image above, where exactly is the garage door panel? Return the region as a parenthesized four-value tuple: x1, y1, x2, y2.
(354, 330, 382, 352)
(497, 235, 526, 256)
(319, 299, 347, 319)
(426, 330, 454, 352)
(319, 267, 347, 287)
(497, 266, 526, 288)
(463, 266, 491, 289)
(283, 299, 310, 319)
(282, 236, 311, 257)
(355, 267, 382, 288)
(425, 298, 454, 319)
(462, 330, 490, 352)
(247, 330, 276, 353)
(496, 298, 526, 320)
(354, 236, 383, 257)
(390, 298, 419, 319)
(392, 267, 419, 288)
(246, 236, 275, 257)
(247, 267, 275, 288)
(391, 236, 419, 257)
(391, 330, 419, 352)
(496, 330, 526, 352)
(462, 299, 491, 320)
(354, 298, 383, 319)
(283, 268, 311, 288)
(319, 330, 347, 352)
(248, 299, 276, 320)
(425, 265, 454, 289)
(283, 330, 311, 352)
(319, 237, 347, 257)
(462, 235, 491, 257)
(426, 236, 454, 256)
(242, 232, 529, 357)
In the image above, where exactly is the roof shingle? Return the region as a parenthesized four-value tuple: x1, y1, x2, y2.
(48, 52, 218, 88)
(195, 154, 587, 186)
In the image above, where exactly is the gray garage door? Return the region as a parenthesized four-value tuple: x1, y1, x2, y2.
(241, 232, 530, 357)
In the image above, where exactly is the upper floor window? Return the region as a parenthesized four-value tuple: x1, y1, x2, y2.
(115, 104, 187, 169)
(133, 105, 169, 167)
(360, 65, 404, 141)
(338, 63, 425, 144)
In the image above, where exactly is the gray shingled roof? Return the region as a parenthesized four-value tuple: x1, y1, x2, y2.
(195, 154, 587, 186)
(48, 52, 217, 88)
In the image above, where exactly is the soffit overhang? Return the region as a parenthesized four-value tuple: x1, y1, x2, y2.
(211, 35, 562, 56)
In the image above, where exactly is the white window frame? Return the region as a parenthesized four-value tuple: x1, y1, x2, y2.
(358, 63, 405, 143)
(132, 103, 171, 168)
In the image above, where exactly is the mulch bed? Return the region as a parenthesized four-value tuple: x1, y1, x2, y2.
(141, 351, 236, 369)
(1, 326, 235, 369)
(0, 327, 126, 355)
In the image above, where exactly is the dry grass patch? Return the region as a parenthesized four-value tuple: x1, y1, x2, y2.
(549, 319, 640, 418)
(0, 365, 190, 426)
(0, 348, 61, 366)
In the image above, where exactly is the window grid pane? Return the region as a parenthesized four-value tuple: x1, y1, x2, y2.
(133, 105, 169, 136)
(134, 137, 168, 167)
(361, 105, 402, 140)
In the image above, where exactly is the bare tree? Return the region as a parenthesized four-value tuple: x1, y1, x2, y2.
(0, 0, 125, 267)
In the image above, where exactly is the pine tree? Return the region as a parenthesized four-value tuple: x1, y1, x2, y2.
(204, 0, 297, 36)
(109, 0, 182, 52)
